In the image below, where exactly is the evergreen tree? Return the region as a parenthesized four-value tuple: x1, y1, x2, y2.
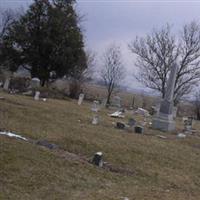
(1, 0, 87, 86)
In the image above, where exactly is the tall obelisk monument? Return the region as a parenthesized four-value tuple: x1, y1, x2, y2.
(152, 63, 178, 132)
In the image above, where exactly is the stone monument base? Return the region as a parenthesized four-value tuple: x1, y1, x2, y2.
(152, 113, 175, 132)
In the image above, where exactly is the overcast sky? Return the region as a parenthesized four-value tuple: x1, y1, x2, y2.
(1, 0, 200, 89)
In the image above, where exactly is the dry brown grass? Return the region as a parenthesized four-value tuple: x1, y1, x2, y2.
(1, 91, 200, 200)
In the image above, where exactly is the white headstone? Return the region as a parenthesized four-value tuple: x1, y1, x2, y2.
(78, 93, 84, 105)
(92, 115, 99, 125)
(34, 91, 40, 101)
(91, 101, 100, 112)
(3, 78, 10, 91)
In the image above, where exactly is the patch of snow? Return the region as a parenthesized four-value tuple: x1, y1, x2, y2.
(157, 135, 167, 139)
(109, 111, 125, 118)
(96, 152, 103, 156)
(0, 132, 28, 141)
(135, 108, 150, 117)
(177, 133, 186, 138)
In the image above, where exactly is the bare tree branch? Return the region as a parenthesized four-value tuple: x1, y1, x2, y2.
(129, 22, 200, 104)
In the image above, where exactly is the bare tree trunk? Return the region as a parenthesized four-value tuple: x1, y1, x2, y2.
(106, 90, 112, 107)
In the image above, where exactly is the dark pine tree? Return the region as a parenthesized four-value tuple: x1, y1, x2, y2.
(1, 0, 87, 87)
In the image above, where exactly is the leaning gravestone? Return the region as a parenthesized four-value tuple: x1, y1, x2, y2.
(34, 91, 40, 101)
(30, 78, 40, 89)
(78, 93, 84, 105)
(111, 96, 121, 108)
(152, 63, 178, 132)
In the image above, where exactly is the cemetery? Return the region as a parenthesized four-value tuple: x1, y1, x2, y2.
(1, 84, 200, 199)
(1, 0, 200, 200)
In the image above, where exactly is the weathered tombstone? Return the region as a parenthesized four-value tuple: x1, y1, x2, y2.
(111, 96, 121, 108)
(135, 126, 144, 134)
(101, 98, 107, 108)
(92, 152, 103, 167)
(128, 118, 136, 127)
(152, 63, 178, 132)
(183, 117, 193, 131)
(3, 78, 10, 91)
(92, 115, 99, 125)
(78, 93, 84, 105)
(30, 78, 40, 89)
(116, 122, 126, 129)
(34, 91, 40, 101)
(91, 100, 100, 112)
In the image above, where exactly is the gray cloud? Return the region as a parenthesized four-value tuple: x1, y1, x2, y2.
(2, 0, 200, 89)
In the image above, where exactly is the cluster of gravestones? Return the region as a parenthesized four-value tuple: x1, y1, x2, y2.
(1, 75, 42, 101)
(78, 93, 105, 125)
(116, 118, 144, 134)
(77, 93, 146, 134)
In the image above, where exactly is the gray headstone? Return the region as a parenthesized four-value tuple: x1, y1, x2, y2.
(152, 63, 178, 132)
(116, 122, 126, 129)
(135, 126, 144, 134)
(30, 78, 40, 89)
(128, 118, 136, 127)
(111, 96, 121, 108)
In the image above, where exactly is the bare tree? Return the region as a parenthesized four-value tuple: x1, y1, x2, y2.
(101, 44, 125, 106)
(0, 9, 17, 40)
(129, 22, 200, 105)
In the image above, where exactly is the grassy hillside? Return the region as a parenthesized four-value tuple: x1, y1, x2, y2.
(1, 92, 200, 200)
